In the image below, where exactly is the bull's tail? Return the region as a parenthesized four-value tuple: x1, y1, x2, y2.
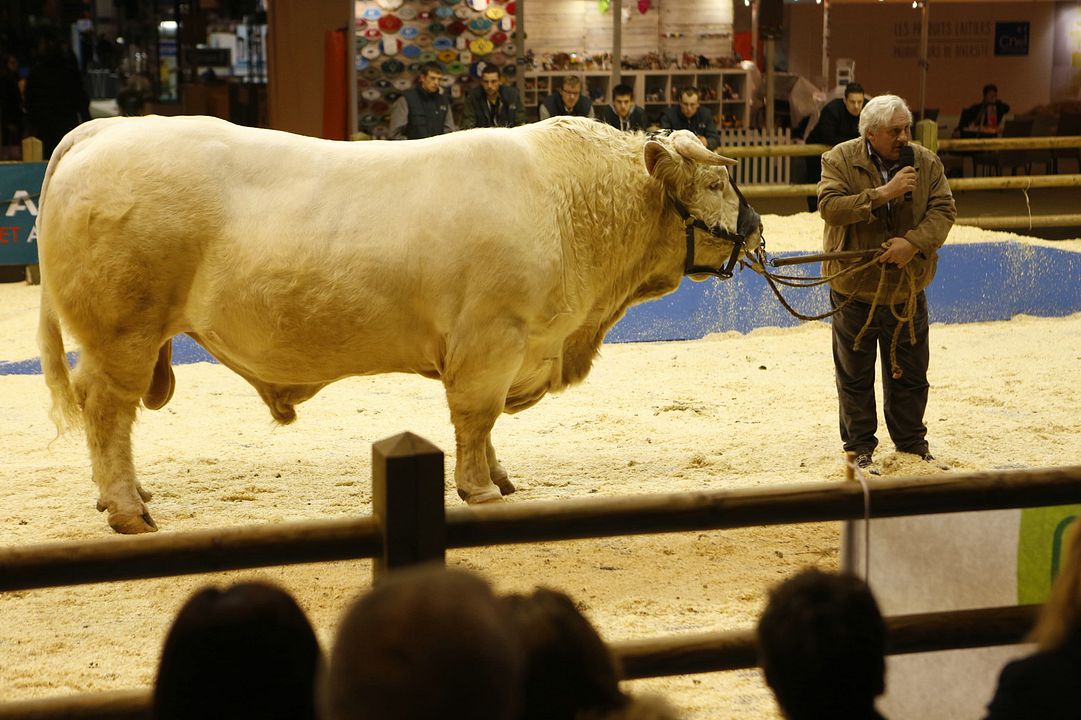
(38, 287, 81, 434)
(36, 127, 85, 436)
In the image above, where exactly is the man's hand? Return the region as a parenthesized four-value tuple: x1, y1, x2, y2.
(877, 236, 919, 266)
(696, 134, 708, 147)
(882, 166, 917, 201)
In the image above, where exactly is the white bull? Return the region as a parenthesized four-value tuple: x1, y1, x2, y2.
(37, 114, 762, 534)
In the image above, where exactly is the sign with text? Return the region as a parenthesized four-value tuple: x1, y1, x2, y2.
(996, 21, 1031, 56)
(0, 162, 45, 266)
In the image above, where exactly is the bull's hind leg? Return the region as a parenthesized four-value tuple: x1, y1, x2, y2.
(487, 437, 514, 496)
(75, 349, 159, 534)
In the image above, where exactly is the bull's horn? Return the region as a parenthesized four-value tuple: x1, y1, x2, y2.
(671, 131, 738, 166)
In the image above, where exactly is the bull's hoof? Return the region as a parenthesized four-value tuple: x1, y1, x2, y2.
(136, 484, 153, 502)
(494, 476, 516, 496)
(107, 510, 158, 534)
(457, 485, 504, 504)
(97, 499, 158, 533)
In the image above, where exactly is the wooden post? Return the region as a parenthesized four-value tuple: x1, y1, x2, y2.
(21, 136, 43, 286)
(915, 118, 938, 154)
(371, 432, 446, 582)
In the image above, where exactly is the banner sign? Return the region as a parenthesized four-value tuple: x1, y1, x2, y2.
(844, 507, 1079, 718)
(995, 21, 1030, 56)
(0, 162, 46, 266)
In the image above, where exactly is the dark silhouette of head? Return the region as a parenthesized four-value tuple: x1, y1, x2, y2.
(757, 569, 886, 719)
(153, 581, 321, 720)
(322, 564, 523, 720)
(503, 587, 629, 720)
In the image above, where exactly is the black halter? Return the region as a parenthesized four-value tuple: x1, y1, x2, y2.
(669, 174, 760, 280)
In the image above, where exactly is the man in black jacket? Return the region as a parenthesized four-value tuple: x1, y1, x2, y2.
(803, 82, 865, 211)
(660, 87, 720, 150)
(956, 83, 1009, 138)
(388, 62, 456, 140)
(538, 75, 594, 120)
(461, 64, 524, 129)
(600, 83, 645, 132)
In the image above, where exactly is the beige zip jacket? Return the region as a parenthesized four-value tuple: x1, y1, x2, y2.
(818, 137, 956, 304)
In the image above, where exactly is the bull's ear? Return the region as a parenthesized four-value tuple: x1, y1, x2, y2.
(644, 140, 675, 177)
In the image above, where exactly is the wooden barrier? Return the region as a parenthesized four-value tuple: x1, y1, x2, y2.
(3, 463, 1081, 592)
(1, 435, 1077, 719)
(723, 135, 1081, 159)
(742, 173, 1081, 199)
(0, 604, 1040, 719)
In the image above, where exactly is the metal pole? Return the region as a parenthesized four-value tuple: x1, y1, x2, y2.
(611, 0, 622, 91)
(765, 36, 775, 132)
(821, 0, 830, 87)
(750, 0, 758, 68)
(516, 0, 525, 105)
(918, 0, 929, 118)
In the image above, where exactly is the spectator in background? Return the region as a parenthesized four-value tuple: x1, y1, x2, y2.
(600, 83, 646, 133)
(461, 63, 524, 129)
(115, 73, 151, 117)
(660, 87, 720, 150)
(153, 581, 321, 720)
(957, 83, 1010, 138)
(803, 82, 865, 212)
(0, 52, 23, 159)
(539, 75, 594, 120)
(757, 569, 889, 720)
(321, 565, 523, 720)
(985, 521, 1081, 719)
(388, 61, 455, 140)
(503, 587, 680, 720)
(24, 30, 89, 158)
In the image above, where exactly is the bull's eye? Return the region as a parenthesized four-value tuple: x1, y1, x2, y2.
(708, 181, 723, 191)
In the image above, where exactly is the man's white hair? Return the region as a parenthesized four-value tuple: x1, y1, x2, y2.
(858, 95, 912, 137)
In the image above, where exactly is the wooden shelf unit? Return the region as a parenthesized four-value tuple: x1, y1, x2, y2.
(524, 68, 751, 128)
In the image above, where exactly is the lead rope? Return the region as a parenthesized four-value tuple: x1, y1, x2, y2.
(844, 452, 874, 582)
(747, 249, 921, 380)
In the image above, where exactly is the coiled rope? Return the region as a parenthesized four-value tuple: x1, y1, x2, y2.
(742, 247, 922, 380)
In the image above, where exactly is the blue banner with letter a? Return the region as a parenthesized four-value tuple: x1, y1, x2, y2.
(0, 162, 46, 265)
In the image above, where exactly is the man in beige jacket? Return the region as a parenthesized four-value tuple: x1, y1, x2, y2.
(818, 94, 956, 475)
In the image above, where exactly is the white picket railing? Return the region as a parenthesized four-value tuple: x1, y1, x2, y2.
(721, 127, 793, 185)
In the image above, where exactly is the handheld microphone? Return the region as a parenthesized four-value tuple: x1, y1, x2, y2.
(897, 145, 915, 202)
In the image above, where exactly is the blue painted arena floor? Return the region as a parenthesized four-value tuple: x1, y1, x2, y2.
(1, 241, 1078, 376)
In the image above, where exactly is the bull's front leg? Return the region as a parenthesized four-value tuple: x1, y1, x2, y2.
(443, 324, 524, 503)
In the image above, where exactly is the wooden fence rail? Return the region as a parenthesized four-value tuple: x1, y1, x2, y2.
(2, 451, 1080, 591)
(741, 173, 1081, 199)
(0, 604, 1039, 720)
(722, 135, 1081, 159)
(2, 435, 1077, 720)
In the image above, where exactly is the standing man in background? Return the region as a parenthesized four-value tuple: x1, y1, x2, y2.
(600, 83, 645, 132)
(24, 31, 89, 158)
(389, 62, 455, 140)
(817, 94, 955, 475)
(460, 64, 524, 129)
(660, 87, 719, 150)
(539, 75, 594, 120)
(803, 82, 865, 212)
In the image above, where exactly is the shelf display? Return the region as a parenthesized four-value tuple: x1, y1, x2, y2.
(355, 0, 517, 137)
(524, 69, 751, 128)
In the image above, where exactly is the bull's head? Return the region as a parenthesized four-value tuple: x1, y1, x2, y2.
(644, 130, 763, 280)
